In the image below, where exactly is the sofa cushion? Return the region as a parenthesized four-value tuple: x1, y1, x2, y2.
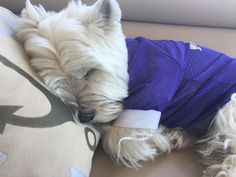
(122, 21, 236, 57)
(90, 146, 204, 177)
(2, 0, 236, 28)
(119, 0, 236, 28)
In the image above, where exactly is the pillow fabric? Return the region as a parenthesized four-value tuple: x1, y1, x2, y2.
(0, 6, 100, 177)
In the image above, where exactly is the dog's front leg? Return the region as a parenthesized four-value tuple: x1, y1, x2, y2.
(101, 125, 191, 168)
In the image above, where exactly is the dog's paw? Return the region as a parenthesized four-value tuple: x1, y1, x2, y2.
(203, 165, 225, 177)
(203, 166, 236, 177)
(163, 127, 192, 149)
(203, 155, 236, 177)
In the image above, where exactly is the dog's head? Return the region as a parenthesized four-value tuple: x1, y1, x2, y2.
(17, 0, 128, 123)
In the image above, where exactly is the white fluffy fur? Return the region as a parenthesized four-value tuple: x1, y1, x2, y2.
(101, 125, 191, 168)
(16, 0, 129, 123)
(16, 1, 236, 176)
(198, 94, 236, 177)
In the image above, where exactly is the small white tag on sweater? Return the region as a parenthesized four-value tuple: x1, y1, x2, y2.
(189, 42, 202, 51)
(113, 110, 161, 129)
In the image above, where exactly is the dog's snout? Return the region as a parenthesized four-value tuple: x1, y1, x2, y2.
(78, 111, 95, 123)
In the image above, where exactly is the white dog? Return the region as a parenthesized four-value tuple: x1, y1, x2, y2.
(16, 1, 236, 177)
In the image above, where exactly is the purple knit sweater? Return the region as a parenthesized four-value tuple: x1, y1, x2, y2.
(123, 37, 236, 135)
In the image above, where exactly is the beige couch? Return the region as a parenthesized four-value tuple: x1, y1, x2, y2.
(1, 0, 236, 177)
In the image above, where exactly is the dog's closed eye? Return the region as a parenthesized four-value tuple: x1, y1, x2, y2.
(84, 69, 95, 80)
(71, 68, 94, 80)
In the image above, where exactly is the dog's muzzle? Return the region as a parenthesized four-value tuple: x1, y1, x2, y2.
(78, 111, 95, 123)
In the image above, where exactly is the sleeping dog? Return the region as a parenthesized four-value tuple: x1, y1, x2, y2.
(16, 0, 236, 176)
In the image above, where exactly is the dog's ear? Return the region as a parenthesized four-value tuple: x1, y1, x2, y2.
(88, 0, 122, 32)
(21, 0, 48, 23)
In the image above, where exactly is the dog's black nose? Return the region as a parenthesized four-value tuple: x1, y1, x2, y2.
(78, 111, 95, 123)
